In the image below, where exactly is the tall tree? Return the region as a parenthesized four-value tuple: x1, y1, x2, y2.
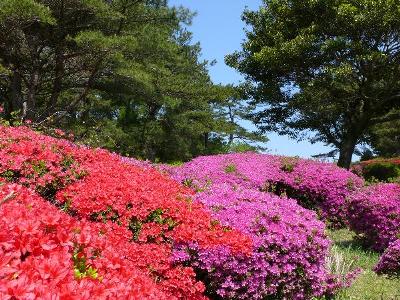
(0, 0, 121, 121)
(226, 0, 400, 169)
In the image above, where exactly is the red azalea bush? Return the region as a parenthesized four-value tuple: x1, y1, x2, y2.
(54, 151, 249, 250)
(0, 182, 171, 299)
(0, 126, 251, 299)
(348, 183, 400, 252)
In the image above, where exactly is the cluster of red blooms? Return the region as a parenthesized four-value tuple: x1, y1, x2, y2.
(0, 182, 171, 299)
(0, 126, 251, 299)
(357, 157, 400, 167)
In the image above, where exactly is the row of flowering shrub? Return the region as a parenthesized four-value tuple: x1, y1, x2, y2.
(165, 153, 363, 228)
(2, 125, 398, 298)
(165, 153, 400, 281)
(0, 126, 252, 299)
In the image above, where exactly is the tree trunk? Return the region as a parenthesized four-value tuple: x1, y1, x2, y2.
(23, 70, 39, 121)
(229, 133, 234, 145)
(204, 132, 209, 149)
(49, 46, 64, 112)
(228, 105, 234, 145)
(337, 135, 358, 169)
(10, 70, 22, 112)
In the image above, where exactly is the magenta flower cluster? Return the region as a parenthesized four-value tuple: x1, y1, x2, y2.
(165, 153, 363, 299)
(374, 239, 400, 276)
(167, 153, 363, 227)
(348, 183, 400, 252)
(182, 185, 344, 299)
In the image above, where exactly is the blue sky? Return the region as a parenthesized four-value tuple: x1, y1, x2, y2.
(169, 0, 335, 158)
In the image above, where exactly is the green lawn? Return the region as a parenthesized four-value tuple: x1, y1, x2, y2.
(327, 229, 400, 300)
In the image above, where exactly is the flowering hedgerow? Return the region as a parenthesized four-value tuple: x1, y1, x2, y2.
(166, 153, 363, 227)
(374, 239, 400, 276)
(0, 126, 252, 299)
(172, 184, 348, 299)
(348, 183, 400, 252)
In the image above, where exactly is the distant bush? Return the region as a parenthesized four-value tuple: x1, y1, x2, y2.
(362, 162, 400, 182)
(352, 158, 400, 182)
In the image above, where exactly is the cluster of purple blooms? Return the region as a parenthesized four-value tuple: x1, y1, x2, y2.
(348, 183, 400, 252)
(375, 239, 400, 276)
(167, 153, 363, 227)
(165, 153, 364, 299)
(185, 186, 347, 299)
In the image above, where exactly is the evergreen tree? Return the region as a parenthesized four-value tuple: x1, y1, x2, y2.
(0, 0, 261, 161)
(227, 0, 400, 169)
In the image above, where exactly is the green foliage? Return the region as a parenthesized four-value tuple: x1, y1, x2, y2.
(128, 217, 142, 241)
(369, 110, 400, 157)
(0, 0, 262, 162)
(228, 142, 259, 153)
(212, 84, 268, 152)
(227, 0, 400, 169)
(0, 0, 56, 24)
(280, 157, 298, 173)
(72, 244, 100, 280)
(362, 162, 400, 182)
(224, 163, 237, 174)
(31, 160, 48, 177)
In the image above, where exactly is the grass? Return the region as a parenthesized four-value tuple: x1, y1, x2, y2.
(327, 229, 400, 300)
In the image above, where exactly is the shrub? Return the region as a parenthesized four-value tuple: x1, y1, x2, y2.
(374, 239, 400, 277)
(173, 184, 342, 300)
(0, 182, 171, 299)
(362, 162, 400, 182)
(348, 183, 400, 252)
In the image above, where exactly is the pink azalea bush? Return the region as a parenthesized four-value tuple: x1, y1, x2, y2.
(348, 183, 400, 252)
(173, 184, 349, 299)
(167, 153, 363, 227)
(164, 153, 364, 299)
(374, 239, 400, 276)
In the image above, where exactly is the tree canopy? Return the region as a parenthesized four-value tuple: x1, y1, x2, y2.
(0, 0, 260, 162)
(227, 0, 400, 168)
(369, 109, 400, 157)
